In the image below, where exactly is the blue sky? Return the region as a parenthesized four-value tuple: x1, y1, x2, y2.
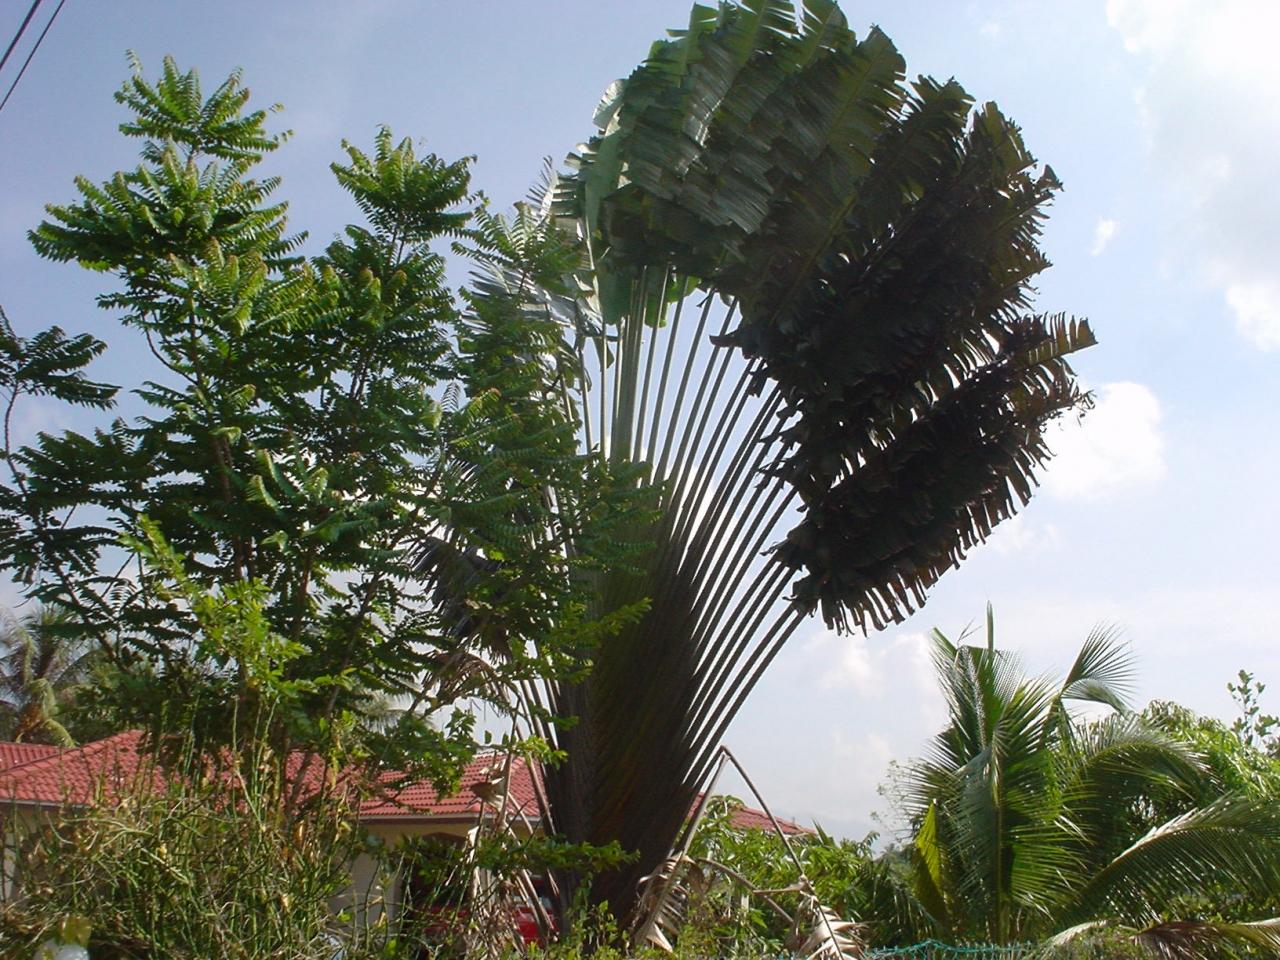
(1, 0, 1277, 839)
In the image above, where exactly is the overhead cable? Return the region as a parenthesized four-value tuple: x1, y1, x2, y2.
(0, 1, 43, 77)
(0, 0, 68, 117)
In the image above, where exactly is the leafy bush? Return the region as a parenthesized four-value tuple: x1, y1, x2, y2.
(0, 737, 368, 959)
(667, 796, 873, 955)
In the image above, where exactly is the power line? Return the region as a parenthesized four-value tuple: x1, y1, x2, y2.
(0, 0, 67, 118)
(0, 0, 43, 77)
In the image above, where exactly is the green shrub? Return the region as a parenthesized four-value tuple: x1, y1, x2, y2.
(0, 737, 374, 960)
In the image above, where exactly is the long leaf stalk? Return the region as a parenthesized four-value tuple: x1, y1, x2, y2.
(642, 285, 688, 471)
(686, 481, 797, 675)
(687, 547, 794, 710)
(651, 294, 721, 484)
(662, 303, 741, 525)
(678, 395, 786, 615)
(632, 268, 673, 465)
(667, 365, 771, 556)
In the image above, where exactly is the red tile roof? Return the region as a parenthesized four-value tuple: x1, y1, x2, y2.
(0, 734, 809, 835)
(0, 741, 60, 771)
(712, 801, 807, 836)
(358, 751, 542, 822)
(0, 731, 155, 807)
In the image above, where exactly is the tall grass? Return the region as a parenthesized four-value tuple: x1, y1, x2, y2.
(0, 733, 378, 959)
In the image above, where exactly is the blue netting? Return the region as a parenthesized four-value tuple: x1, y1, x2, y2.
(869, 940, 1041, 960)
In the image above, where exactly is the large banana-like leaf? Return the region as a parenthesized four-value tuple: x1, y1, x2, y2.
(468, 0, 1095, 925)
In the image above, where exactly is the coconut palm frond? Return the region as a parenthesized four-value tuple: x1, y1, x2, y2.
(419, 648, 507, 705)
(0, 604, 101, 743)
(1044, 917, 1280, 960)
(636, 748, 859, 956)
(1064, 796, 1280, 929)
(633, 751, 736, 951)
(1058, 625, 1134, 708)
(900, 613, 1280, 947)
(787, 890, 865, 960)
(902, 613, 1188, 941)
(635, 854, 713, 953)
(1133, 917, 1280, 960)
(1057, 715, 1205, 822)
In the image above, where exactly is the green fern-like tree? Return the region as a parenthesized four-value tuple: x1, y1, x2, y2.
(1, 57, 641, 788)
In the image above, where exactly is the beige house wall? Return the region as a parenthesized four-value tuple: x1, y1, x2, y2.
(2, 806, 44, 902)
(332, 818, 478, 928)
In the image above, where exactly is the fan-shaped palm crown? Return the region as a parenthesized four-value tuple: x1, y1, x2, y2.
(470, 0, 1099, 924)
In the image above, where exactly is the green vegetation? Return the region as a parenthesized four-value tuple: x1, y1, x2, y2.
(608, 619, 1280, 959)
(850, 612, 1280, 958)
(0, 605, 102, 744)
(682, 797, 875, 954)
(2, 735, 365, 959)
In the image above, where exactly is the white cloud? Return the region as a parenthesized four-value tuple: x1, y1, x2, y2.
(807, 629, 935, 698)
(1224, 279, 1280, 351)
(1043, 382, 1165, 501)
(984, 514, 1061, 556)
(824, 635, 877, 693)
(974, 580, 1280, 716)
(1090, 217, 1118, 256)
(4, 396, 75, 451)
(741, 573, 1280, 840)
(1106, 0, 1280, 350)
(1105, 0, 1196, 56)
(980, 21, 1003, 39)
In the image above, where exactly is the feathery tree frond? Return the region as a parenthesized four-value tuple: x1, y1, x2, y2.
(116, 52, 286, 162)
(0, 307, 120, 606)
(331, 126, 473, 243)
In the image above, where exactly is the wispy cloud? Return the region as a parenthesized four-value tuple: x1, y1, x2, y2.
(983, 514, 1062, 556)
(806, 629, 935, 699)
(1225, 279, 1280, 351)
(1090, 217, 1118, 256)
(1106, 0, 1280, 350)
